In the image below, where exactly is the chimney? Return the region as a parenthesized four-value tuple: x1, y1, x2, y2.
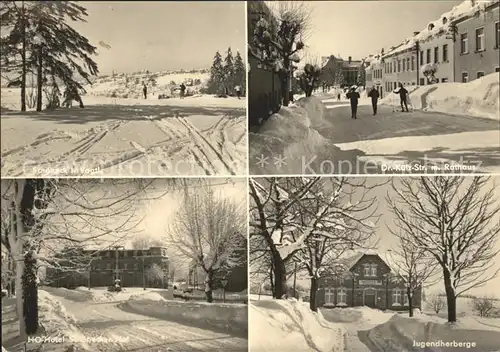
(348, 56, 352, 64)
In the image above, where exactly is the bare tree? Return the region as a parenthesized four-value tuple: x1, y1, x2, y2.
(290, 177, 380, 311)
(250, 1, 312, 106)
(427, 292, 446, 314)
(387, 176, 500, 323)
(0, 178, 174, 339)
(472, 296, 497, 317)
(249, 177, 322, 299)
(388, 236, 439, 317)
(167, 180, 246, 303)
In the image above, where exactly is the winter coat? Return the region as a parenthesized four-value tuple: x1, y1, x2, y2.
(394, 87, 408, 98)
(368, 89, 380, 100)
(346, 91, 360, 105)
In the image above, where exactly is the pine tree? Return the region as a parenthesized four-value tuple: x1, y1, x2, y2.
(223, 47, 234, 94)
(1, 2, 99, 111)
(356, 65, 366, 87)
(233, 51, 246, 94)
(207, 51, 224, 95)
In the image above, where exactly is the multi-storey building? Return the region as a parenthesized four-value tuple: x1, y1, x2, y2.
(365, 55, 385, 97)
(46, 246, 169, 288)
(320, 55, 363, 88)
(382, 40, 419, 92)
(452, 1, 499, 82)
(316, 252, 422, 311)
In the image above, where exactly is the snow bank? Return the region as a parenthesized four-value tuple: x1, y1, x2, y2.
(88, 287, 167, 303)
(251, 298, 345, 352)
(380, 73, 499, 120)
(249, 97, 337, 174)
(38, 290, 91, 350)
(119, 299, 247, 337)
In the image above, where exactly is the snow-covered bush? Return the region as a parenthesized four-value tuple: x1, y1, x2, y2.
(421, 63, 438, 84)
(297, 63, 321, 97)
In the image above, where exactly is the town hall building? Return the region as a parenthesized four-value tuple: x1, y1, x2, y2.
(316, 252, 422, 311)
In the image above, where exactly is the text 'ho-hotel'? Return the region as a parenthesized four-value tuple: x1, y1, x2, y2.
(365, 0, 499, 96)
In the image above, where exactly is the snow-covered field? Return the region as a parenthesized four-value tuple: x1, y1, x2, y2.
(250, 296, 345, 352)
(1, 87, 247, 177)
(380, 73, 499, 120)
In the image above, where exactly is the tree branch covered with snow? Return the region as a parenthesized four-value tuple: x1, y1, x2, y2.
(387, 176, 500, 322)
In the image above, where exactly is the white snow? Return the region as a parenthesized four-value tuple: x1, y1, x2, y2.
(1, 88, 246, 177)
(380, 73, 499, 120)
(250, 298, 345, 352)
(383, 0, 496, 58)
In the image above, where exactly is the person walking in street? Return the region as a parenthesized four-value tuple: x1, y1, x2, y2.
(394, 83, 409, 112)
(346, 86, 360, 119)
(368, 86, 380, 115)
(142, 83, 147, 99)
(235, 85, 242, 99)
(337, 91, 341, 101)
(180, 83, 186, 98)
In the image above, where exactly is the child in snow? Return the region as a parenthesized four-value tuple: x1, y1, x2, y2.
(346, 87, 360, 119)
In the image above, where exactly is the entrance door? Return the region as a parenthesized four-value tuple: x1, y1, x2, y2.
(364, 288, 376, 308)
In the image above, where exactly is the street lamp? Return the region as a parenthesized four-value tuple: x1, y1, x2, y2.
(221, 276, 228, 303)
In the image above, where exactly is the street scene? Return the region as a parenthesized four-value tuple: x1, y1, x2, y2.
(249, 176, 500, 352)
(1, 178, 248, 352)
(0, 2, 247, 177)
(248, 1, 500, 175)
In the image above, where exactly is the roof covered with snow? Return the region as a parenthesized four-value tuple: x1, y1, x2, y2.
(383, 0, 498, 58)
(334, 250, 387, 271)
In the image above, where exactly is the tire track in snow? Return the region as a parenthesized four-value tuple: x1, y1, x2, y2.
(177, 116, 236, 175)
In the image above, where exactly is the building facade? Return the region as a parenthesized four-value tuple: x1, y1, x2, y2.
(46, 246, 169, 289)
(382, 42, 419, 93)
(453, 2, 500, 82)
(365, 55, 385, 97)
(320, 55, 363, 88)
(316, 252, 422, 311)
(247, 1, 283, 127)
(418, 25, 455, 84)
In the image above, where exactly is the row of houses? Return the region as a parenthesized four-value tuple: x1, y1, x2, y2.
(365, 0, 499, 97)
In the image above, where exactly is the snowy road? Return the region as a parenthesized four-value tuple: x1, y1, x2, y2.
(52, 295, 247, 352)
(320, 96, 500, 173)
(1, 102, 246, 177)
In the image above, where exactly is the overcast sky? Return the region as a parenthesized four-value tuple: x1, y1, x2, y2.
(303, 0, 464, 60)
(70, 1, 245, 74)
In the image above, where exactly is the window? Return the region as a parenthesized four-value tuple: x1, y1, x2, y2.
(397, 60, 400, 72)
(402, 59, 405, 71)
(462, 71, 469, 83)
(404, 293, 409, 306)
(325, 288, 334, 304)
(106, 263, 111, 270)
(443, 44, 448, 62)
(441, 78, 448, 83)
(411, 56, 415, 71)
(394, 82, 397, 90)
(496, 67, 500, 72)
(419, 51, 424, 65)
(475, 27, 485, 51)
(364, 265, 370, 277)
(337, 288, 347, 304)
(134, 263, 139, 270)
(420, 78, 425, 86)
(370, 264, 377, 277)
(406, 58, 410, 71)
(460, 33, 469, 54)
(123, 263, 128, 270)
(412, 82, 416, 85)
(496, 22, 500, 48)
(426, 49, 431, 64)
(392, 288, 402, 305)
(434, 47, 439, 63)
(477, 71, 485, 79)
